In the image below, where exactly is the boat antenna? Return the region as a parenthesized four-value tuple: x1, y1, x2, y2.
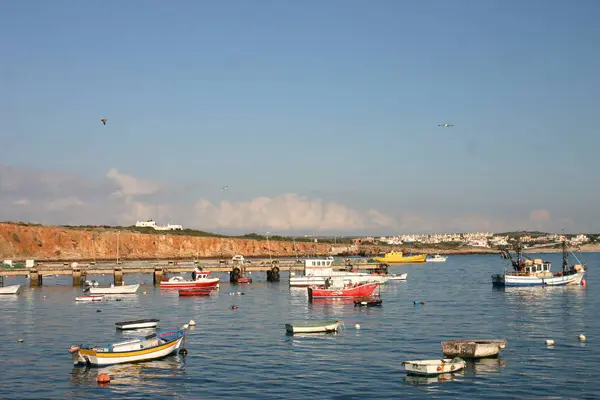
(562, 239, 568, 274)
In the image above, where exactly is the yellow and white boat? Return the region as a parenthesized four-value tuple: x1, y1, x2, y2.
(372, 251, 427, 264)
(69, 324, 188, 366)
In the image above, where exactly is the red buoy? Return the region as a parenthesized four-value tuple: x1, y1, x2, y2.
(97, 374, 111, 384)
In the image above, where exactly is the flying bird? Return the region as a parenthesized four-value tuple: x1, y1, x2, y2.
(100, 117, 108, 125)
(222, 185, 228, 191)
(438, 123, 454, 127)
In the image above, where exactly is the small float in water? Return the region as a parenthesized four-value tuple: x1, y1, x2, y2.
(441, 339, 507, 359)
(285, 320, 343, 334)
(402, 358, 466, 376)
(115, 318, 160, 330)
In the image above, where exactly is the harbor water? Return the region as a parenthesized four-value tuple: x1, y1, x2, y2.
(1, 253, 599, 399)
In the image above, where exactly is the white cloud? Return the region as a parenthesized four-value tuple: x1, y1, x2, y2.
(0, 164, 588, 234)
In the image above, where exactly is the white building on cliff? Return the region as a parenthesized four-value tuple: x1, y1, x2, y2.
(135, 219, 183, 231)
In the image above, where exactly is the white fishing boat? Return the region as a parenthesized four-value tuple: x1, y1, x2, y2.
(402, 358, 466, 376)
(116, 318, 160, 330)
(75, 295, 105, 302)
(0, 285, 20, 295)
(441, 339, 507, 359)
(88, 284, 140, 295)
(427, 254, 447, 263)
(69, 324, 188, 366)
(387, 273, 408, 281)
(493, 240, 586, 287)
(285, 320, 343, 334)
(289, 257, 388, 287)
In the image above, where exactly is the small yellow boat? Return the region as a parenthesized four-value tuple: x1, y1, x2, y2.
(373, 251, 427, 264)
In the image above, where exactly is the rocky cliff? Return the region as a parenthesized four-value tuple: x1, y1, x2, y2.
(0, 223, 343, 261)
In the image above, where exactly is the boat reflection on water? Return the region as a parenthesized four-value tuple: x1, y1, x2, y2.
(464, 358, 507, 376)
(403, 372, 461, 386)
(70, 356, 186, 388)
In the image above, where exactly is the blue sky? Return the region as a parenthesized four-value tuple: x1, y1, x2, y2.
(1, 0, 599, 234)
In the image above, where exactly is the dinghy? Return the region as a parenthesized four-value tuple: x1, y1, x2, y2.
(441, 339, 507, 359)
(387, 273, 408, 281)
(402, 358, 466, 376)
(354, 297, 383, 307)
(69, 324, 188, 366)
(88, 284, 140, 295)
(285, 320, 343, 334)
(115, 319, 160, 330)
(0, 284, 20, 294)
(75, 295, 105, 302)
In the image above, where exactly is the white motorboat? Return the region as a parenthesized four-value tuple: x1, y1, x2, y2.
(285, 320, 343, 334)
(402, 358, 466, 376)
(88, 284, 140, 294)
(387, 273, 408, 281)
(75, 295, 105, 302)
(290, 257, 388, 287)
(0, 285, 20, 295)
(427, 254, 447, 263)
(116, 318, 160, 330)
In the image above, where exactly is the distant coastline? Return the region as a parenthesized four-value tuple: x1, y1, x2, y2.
(0, 222, 598, 261)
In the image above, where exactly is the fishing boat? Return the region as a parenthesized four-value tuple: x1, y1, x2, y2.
(307, 279, 380, 300)
(69, 324, 188, 366)
(75, 295, 105, 302)
(441, 339, 507, 359)
(427, 254, 448, 263)
(160, 272, 220, 289)
(285, 320, 343, 334)
(115, 319, 160, 330)
(290, 257, 389, 287)
(88, 284, 140, 294)
(178, 288, 212, 297)
(372, 250, 427, 264)
(492, 240, 586, 287)
(402, 358, 466, 376)
(0, 284, 20, 294)
(354, 297, 383, 307)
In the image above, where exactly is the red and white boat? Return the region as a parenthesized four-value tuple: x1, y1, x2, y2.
(160, 272, 220, 290)
(308, 280, 380, 300)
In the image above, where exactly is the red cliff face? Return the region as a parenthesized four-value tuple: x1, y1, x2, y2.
(0, 223, 333, 261)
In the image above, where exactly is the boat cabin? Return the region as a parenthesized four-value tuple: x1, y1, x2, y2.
(304, 257, 335, 277)
(520, 258, 552, 276)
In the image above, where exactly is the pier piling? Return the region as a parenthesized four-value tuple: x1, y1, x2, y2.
(29, 270, 41, 287)
(153, 267, 163, 285)
(72, 268, 82, 286)
(114, 267, 123, 286)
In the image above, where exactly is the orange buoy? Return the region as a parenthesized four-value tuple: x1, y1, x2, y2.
(97, 374, 110, 384)
(582, 279, 587, 287)
(231, 305, 238, 310)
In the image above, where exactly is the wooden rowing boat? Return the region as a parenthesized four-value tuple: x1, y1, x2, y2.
(441, 339, 507, 358)
(178, 288, 212, 297)
(402, 358, 466, 376)
(115, 319, 160, 330)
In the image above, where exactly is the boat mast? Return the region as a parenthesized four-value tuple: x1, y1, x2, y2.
(562, 239, 568, 273)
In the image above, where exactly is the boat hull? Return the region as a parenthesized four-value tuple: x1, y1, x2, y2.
(160, 279, 220, 289)
(427, 256, 448, 263)
(373, 254, 427, 264)
(290, 273, 388, 287)
(285, 320, 342, 334)
(178, 289, 212, 297)
(441, 340, 507, 358)
(403, 358, 466, 376)
(75, 295, 105, 302)
(387, 273, 408, 281)
(492, 271, 585, 287)
(0, 284, 20, 294)
(308, 282, 379, 299)
(116, 319, 160, 330)
(88, 284, 140, 294)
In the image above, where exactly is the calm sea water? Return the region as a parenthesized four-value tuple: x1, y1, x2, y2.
(1, 253, 598, 399)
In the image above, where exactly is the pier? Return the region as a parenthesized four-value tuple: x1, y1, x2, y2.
(0, 258, 384, 287)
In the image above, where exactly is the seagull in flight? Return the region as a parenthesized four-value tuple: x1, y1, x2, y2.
(222, 185, 228, 191)
(438, 123, 454, 127)
(100, 117, 108, 126)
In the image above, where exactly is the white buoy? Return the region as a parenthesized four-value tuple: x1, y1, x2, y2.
(355, 323, 361, 330)
(545, 339, 555, 346)
(579, 334, 586, 341)
(142, 291, 147, 295)
(189, 319, 196, 326)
